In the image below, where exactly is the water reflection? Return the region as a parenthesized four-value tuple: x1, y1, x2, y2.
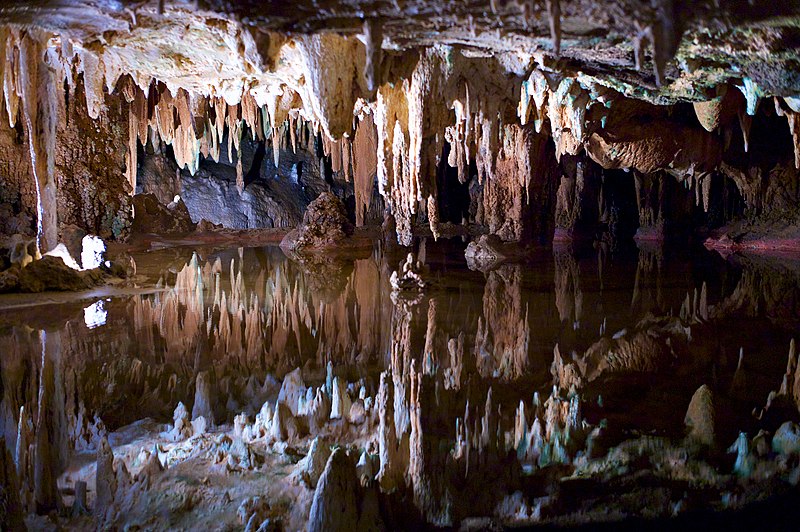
(0, 240, 798, 526)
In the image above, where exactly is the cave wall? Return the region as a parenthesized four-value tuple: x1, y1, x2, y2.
(56, 78, 132, 241)
(0, 108, 35, 236)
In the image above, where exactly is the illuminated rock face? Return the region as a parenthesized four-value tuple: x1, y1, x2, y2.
(0, 1, 796, 250)
(1, 3, 800, 527)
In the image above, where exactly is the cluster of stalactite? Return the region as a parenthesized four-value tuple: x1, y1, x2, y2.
(5, 16, 798, 250)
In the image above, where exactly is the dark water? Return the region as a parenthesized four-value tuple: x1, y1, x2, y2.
(2, 238, 800, 529)
(1, 239, 796, 446)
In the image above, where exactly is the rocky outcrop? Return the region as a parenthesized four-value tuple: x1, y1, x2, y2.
(131, 193, 195, 235)
(280, 192, 353, 251)
(0, 255, 105, 293)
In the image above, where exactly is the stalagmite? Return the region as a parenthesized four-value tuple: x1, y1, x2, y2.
(307, 448, 360, 532)
(330, 376, 351, 420)
(297, 437, 332, 488)
(278, 368, 306, 417)
(192, 371, 214, 423)
(95, 435, 117, 524)
(685, 384, 716, 447)
(728, 432, 754, 478)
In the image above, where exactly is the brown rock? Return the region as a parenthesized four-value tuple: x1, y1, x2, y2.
(685, 384, 716, 447)
(18, 255, 104, 293)
(131, 193, 195, 235)
(60, 224, 87, 268)
(281, 192, 352, 251)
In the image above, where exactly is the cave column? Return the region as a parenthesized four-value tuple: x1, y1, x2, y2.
(18, 33, 59, 253)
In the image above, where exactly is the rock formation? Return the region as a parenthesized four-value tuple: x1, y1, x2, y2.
(0, 1, 800, 530)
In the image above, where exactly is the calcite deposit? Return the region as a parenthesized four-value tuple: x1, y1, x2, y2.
(1, 0, 800, 530)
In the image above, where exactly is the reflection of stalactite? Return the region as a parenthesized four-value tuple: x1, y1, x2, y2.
(631, 245, 664, 315)
(33, 330, 60, 513)
(475, 265, 530, 380)
(554, 249, 582, 327)
(423, 298, 438, 375)
(131, 249, 388, 378)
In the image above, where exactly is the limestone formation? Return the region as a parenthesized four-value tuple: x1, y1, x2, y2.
(0, 1, 799, 530)
(307, 448, 360, 532)
(192, 371, 214, 424)
(296, 437, 332, 489)
(281, 192, 353, 251)
(685, 385, 716, 447)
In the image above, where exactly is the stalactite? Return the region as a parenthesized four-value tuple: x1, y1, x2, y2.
(17, 31, 59, 253)
(353, 112, 378, 226)
(775, 97, 800, 169)
(125, 90, 139, 192)
(549, 78, 589, 161)
(363, 19, 382, 92)
(77, 51, 106, 120)
(518, 69, 548, 133)
(738, 108, 752, 153)
(33, 330, 59, 513)
(1, 28, 20, 128)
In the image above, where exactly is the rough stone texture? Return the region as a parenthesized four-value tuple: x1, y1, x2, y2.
(56, 79, 133, 242)
(281, 192, 353, 251)
(307, 448, 360, 532)
(131, 193, 195, 235)
(685, 384, 716, 447)
(0, 116, 35, 237)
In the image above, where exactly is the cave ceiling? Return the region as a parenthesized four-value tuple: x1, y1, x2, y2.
(0, 0, 798, 115)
